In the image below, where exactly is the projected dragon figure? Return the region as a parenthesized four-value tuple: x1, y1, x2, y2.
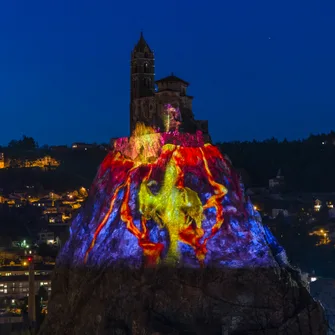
(63, 117, 286, 269)
(82, 123, 230, 266)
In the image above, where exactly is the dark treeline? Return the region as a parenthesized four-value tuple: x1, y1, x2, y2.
(0, 136, 106, 193)
(217, 131, 335, 192)
(0, 151, 106, 193)
(268, 212, 335, 278)
(1, 132, 335, 192)
(0, 203, 45, 239)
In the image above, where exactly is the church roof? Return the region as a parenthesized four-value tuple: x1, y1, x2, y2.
(134, 32, 152, 53)
(155, 88, 194, 98)
(156, 73, 189, 86)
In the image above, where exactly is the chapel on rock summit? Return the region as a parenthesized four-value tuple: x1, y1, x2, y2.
(130, 32, 209, 137)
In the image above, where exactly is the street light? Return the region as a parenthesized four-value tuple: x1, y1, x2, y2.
(28, 255, 36, 328)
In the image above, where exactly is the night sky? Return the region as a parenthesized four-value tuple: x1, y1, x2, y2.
(1, 1, 335, 145)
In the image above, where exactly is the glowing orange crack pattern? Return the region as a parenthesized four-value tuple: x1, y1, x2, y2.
(84, 136, 230, 266)
(171, 145, 228, 262)
(84, 155, 163, 266)
(84, 153, 137, 263)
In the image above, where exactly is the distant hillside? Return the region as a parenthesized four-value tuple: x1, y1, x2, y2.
(217, 131, 335, 192)
(1, 131, 335, 193)
(0, 149, 106, 193)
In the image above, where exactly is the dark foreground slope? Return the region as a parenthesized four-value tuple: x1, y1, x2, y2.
(40, 267, 326, 335)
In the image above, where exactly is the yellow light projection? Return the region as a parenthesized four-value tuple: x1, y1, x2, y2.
(115, 123, 162, 164)
(139, 147, 204, 263)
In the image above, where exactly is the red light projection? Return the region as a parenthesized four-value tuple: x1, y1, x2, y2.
(84, 125, 235, 267)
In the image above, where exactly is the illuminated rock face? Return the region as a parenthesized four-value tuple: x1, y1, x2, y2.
(41, 125, 327, 335)
(59, 124, 284, 269)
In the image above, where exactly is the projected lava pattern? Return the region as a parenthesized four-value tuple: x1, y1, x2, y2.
(84, 132, 231, 267)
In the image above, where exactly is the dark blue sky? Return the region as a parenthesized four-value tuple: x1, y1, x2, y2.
(1, 0, 334, 145)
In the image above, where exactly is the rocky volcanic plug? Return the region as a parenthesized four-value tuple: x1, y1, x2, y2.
(40, 123, 327, 334)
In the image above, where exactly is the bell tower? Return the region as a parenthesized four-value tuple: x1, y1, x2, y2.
(130, 32, 155, 133)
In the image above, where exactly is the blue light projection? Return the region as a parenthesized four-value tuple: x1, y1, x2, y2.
(58, 126, 288, 270)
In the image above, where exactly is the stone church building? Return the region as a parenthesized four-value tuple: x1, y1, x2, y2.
(130, 33, 209, 137)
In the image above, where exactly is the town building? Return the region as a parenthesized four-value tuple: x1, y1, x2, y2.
(23, 156, 59, 170)
(130, 33, 209, 138)
(71, 143, 95, 150)
(0, 265, 53, 298)
(2, 156, 59, 170)
(0, 153, 4, 169)
(37, 231, 56, 245)
(269, 169, 285, 192)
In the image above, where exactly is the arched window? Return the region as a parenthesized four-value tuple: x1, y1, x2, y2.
(143, 63, 148, 73)
(181, 87, 186, 95)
